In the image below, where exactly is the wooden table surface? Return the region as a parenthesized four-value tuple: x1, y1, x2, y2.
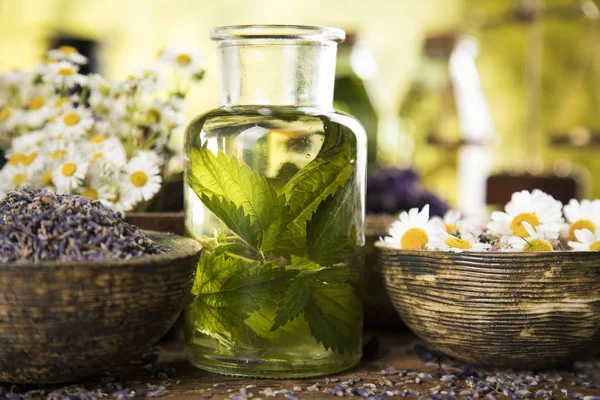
(62, 331, 600, 400)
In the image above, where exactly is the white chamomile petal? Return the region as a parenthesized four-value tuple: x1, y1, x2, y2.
(53, 154, 89, 192)
(47, 46, 88, 65)
(568, 228, 600, 251)
(379, 205, 446, 250)
(121, 155, 162, 203)
(562, 199, 600, 241)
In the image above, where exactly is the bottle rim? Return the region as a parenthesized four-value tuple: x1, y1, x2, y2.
(210, 25, 345, 44)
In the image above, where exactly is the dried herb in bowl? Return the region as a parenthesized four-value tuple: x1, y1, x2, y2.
(0, 189, 165, 263)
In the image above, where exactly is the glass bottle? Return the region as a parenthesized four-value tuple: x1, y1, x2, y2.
(334, 32, 379, 166)
(183, 25, 366, 378)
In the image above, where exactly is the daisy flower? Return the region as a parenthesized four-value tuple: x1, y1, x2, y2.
(48, 140, 68, 162)
(23, 95, 55, 127)
(562, 199, 600, 241)
(47, 46, 88, 65)
(380, 205, 446, 250)
(50, 106, 94, 138)
(429, 233, 491, 252)
(108, 190, 137, 213)
(88, 136, 127, 167)
(43, 61, 87, 88)
(0, 107, 22, 132)
(121, 155, 162, 202)
(9, 130, 46, 153)
(1, 164, 30, 190)
(159, 45, 204, 79)
(507, 222, 555, 252)
(487, 189, 564, 239)
(569, 228, 600, 251)
(53, 153, 89, 192)
(78, 183, 115, 203)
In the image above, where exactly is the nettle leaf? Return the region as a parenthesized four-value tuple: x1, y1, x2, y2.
(307, 179, 357, 265)
(303, 282, 362, 355)
(187, 146, 287, 253)
(269, 278, 312, 331)
(191, 252, 297, 348)
(280, 131, 354, 250)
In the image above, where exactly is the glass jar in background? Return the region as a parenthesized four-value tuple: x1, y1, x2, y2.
(184, 25, 366, 378)
(334, 32, 379, 166)
(398, 31, 493, 218)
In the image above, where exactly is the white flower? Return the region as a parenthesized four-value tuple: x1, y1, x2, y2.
(87, 135, 127, 167)
(23, 95, 55, 127)
(47, 46, 88, 65)
(380, 205, 446, 250)
(136, 149, 163, 166)
(9, 129, 46, 153)
(487, 189, 564, 240)
(0, 107, 22, 132)
(159, 45, 204, 78)
(43, 61, 87, 88)
(108, 190, 137, 213)
(429, 233, 491, 252)
(50, 106, 94, 138)
(0, 164, 30, 190)
(78, 184, 114, 203)
(121, 155, 162, 202)
(120, 66, 162, 93)
(507, 221, 555, 252)
(53, 153, 89, 192)
(562, 199, 600, 241)
(569, 228, 600, 251)
(47, 140, 68, 162)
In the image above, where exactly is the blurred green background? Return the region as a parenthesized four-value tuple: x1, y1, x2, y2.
(2, 0, 599, 207)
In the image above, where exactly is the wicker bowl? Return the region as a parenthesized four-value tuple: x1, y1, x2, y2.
(377, 246, 600, 369)
(0, 232, 201, 384)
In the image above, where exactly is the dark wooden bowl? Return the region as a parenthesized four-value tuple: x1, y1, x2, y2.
(0, 232, 201, 384)
(377, 246, 600, 369)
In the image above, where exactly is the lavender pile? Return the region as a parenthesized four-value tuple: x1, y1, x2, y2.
(0, 189, 164, 263)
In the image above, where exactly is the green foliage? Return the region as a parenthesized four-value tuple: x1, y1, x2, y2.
(187, 135, 361, 354)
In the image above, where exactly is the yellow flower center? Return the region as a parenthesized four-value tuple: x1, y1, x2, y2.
(46, 58, 58, 64)
(24, 152, 38, 166)
(445, 237, 472, 250)
(569, 219, 596, 241)
(54, 98, 68, 108)
(51, 149, 66, 160)
(93, 152, 104, 160)
(590, 241, 600, 251)
(63, 112, 81, 126)
(445, 223, 458, 234)
(130, 171, 148, 188)
(9, 153, 25, 166)
(90, 135, 106, 144)
(41, 171, 53, 186)
(58, 67, 76, 76)
(59, 45, 78, 54)
(61, 162, 77, 177)
(82, 188, 98, 200)
(523, 238, 553, 252)
(29, 96, 46, 110)
(0, 108, 12, 121)
(510, 212, 541, 237)
(176, 53, 192, 66)
(12, 173, 26, 185)
(148, 108, 161, 123)
(156, 47, 165, 58)
(400, 228, 429, 250)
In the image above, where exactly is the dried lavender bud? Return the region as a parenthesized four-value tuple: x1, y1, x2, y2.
(0, 189, 165, 263)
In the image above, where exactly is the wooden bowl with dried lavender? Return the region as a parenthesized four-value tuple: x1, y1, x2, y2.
(377, 190, 600, 369)
(0, 190, 201, 384)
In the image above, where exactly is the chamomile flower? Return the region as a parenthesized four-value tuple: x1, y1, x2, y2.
(9, 130, 46, 153)
(47, 46, 88, 65)
(380, 205, 446, 250)
(159, 45, 204, 79)
(568, 228, 600, 251)
(23, 95, 55, 127)
(88, 136, 127, 167)
(50, 106, 94, 138)
(507, 221, 555, 252)
(43, 61, 87, 88)
(47, 140, 68, 162)
(121, 155, 162, 202)
(0, 107, 22, 132)
(429, 233, 491, 252)
(1, 164, 30, 190)
(78, 183, 114, 203)
(108, 190, 137, 213)
(53, 154, 89, 192)
(562, 199, 600, 241)
(487, 189, 564, 240)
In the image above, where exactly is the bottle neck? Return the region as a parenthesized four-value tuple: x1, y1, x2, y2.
(217, 41, 338, 108)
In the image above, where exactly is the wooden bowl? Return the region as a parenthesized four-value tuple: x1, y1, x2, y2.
(0, 232, 201, 384)
(377, 246, 600, 369)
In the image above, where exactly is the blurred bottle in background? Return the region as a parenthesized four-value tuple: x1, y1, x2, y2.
(334, 32, 379, 166)
(398, 31, 493, 218)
